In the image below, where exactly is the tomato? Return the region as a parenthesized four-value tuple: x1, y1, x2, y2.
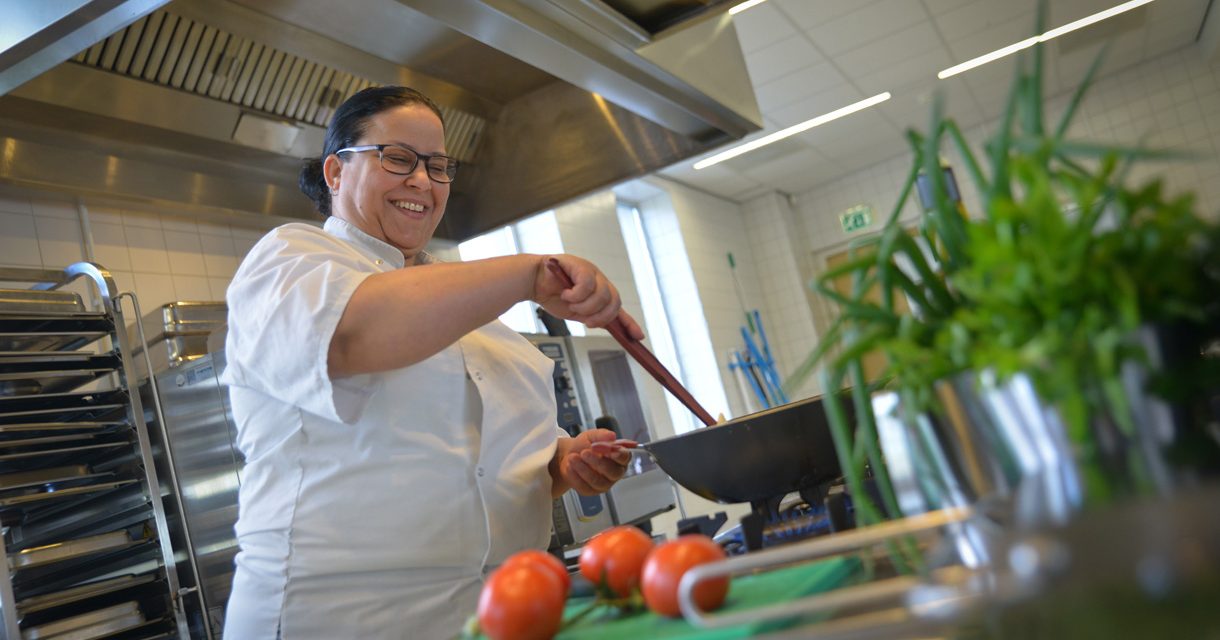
(641, 534, 729, 618)
(578, 525, 654, 598)
(477, 563, 565, 640)
(500, 549, 571, 595)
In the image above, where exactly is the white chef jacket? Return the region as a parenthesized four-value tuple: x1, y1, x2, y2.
(220, 217, 562, 640)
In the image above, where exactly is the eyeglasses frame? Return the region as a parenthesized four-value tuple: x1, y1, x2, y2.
(334, 143, 458, 183)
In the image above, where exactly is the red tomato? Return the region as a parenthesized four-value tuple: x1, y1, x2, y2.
(500, 549, 571, 595)
(641, 535, 729, 618)
(578, 525, 654, 598)
(477, 564, 565, 640)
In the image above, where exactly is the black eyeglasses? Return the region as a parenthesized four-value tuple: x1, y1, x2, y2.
(335, 144, 458, 183)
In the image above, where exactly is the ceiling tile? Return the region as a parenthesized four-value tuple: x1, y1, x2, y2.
(1146, 0, 1210, 27)
(659, 162, 764, 200)
(723, 137, 819, 173)
(959, 55, 1021, 93)
(833, 22, 943, 80)
(970, 82, 1018, 121)
(717, 0, 1210, 199)
(768, 84, 867, 127)
(922, 0, 975, 16)
(936, 0, 1034, 42)
(753, 61, 850, 112)
(815, 139, 909, 172)
(1055, 40, 1117, 89)
(1144, 21, 1202, 51)
(1038, 49, 1069, 96)
(822, 138, 913, 179)
(744, 34, 825, 86)
(802, 0, 931, 55)
(756, 156, 845, 194)
(1047, 0, 1139, 25)
(878, 83, 984, 133)
(1143, 37, 1192, 61)
(1054, 38, 1107, 74)
(854, 46, 956, 94)
(732, 3, 800, 53)
(799, 110, 900, 149)
(739, 147, 829, 183)
(772, 0, 868, 31)
(946, 14, 1041, 62)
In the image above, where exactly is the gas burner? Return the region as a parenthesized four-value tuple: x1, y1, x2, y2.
(677, 481, 857, 555)
(717, 498, 834, 555)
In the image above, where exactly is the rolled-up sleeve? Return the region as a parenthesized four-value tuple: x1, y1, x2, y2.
(223, 224, 377, 424)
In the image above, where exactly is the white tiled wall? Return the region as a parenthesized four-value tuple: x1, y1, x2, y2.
(740, 191, 824, 399)
(0, 188, 283, 317)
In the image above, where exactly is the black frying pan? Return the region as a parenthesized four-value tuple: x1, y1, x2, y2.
(545, 261, 851, 507)
(640, 394, 853, 505)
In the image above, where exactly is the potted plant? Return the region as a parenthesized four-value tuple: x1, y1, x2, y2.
(785, 24, 1220, 536)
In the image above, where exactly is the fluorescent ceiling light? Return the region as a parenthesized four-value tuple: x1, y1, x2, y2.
(694, 92, 891, 170)
(938, 0, 1155, 79)
(729, 0, 770, 15)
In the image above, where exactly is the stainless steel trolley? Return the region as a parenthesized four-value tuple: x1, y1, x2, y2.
(0, 263, 192, 640)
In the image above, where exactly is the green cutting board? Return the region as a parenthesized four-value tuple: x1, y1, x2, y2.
(555, 556, 859, 640)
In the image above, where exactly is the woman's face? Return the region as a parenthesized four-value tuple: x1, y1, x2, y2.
(324, 104, 450, 260)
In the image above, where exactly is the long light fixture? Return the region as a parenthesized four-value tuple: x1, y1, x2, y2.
(693, 92, 891, 170)
(937, 0, 1156, 79)
(729, 0, 770, 15)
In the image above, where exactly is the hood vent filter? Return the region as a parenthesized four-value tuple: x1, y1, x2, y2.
(69, 9, 486, 162)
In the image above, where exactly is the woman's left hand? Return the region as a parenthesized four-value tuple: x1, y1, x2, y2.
(549, 429, 631, 497)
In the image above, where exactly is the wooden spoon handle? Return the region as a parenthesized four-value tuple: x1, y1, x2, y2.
(545, 258, 716, 427)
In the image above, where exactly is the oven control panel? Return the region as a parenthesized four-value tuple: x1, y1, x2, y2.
(531, 340, 584, 437)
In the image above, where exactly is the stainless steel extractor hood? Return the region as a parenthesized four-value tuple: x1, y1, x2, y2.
(0, 0, 760, 240)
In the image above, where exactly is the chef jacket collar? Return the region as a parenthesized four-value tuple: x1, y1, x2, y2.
(323, 216, 436, 268)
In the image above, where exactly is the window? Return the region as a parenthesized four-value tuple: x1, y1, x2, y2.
(617, 201, 729, 434)
(457, 211, 584, 336)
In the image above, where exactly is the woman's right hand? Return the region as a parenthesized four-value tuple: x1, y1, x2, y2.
(531, 255, 645, 339)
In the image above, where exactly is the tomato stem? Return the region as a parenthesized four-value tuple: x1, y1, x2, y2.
(559, 597, 607, 632)
(455, 614, 480, 639)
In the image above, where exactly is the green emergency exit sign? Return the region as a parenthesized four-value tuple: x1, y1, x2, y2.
(839, 205, 873, 234)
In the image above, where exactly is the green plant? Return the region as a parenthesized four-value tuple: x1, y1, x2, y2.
(786, 25, 1220, 530)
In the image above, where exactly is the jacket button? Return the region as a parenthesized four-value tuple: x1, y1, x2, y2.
(476, 467, 485, 477)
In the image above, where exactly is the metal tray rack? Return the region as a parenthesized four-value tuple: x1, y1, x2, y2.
(0, 264, 191, 640)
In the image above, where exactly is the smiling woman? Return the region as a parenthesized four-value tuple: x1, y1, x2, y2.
(220, 86, 645, 640)
(299, 88, 454, 262)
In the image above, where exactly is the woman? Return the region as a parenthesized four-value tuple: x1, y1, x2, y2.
(221, 86, 640, 639)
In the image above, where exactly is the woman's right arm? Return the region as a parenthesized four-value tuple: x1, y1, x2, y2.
(327, 253, 641, 377)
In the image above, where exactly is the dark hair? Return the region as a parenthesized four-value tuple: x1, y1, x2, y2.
(299, 85, 445, 217)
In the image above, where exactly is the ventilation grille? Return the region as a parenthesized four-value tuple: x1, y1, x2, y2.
(70, 9, 486, 162)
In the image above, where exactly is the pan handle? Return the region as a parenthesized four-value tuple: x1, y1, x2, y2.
(544, 258, 716, 426)
(676, 507, 988, 632)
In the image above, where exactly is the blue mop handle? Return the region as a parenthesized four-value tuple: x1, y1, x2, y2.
(741, 326, 787, 405)
(750, 310, 788, 404)
(731, 350, 769, 409)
